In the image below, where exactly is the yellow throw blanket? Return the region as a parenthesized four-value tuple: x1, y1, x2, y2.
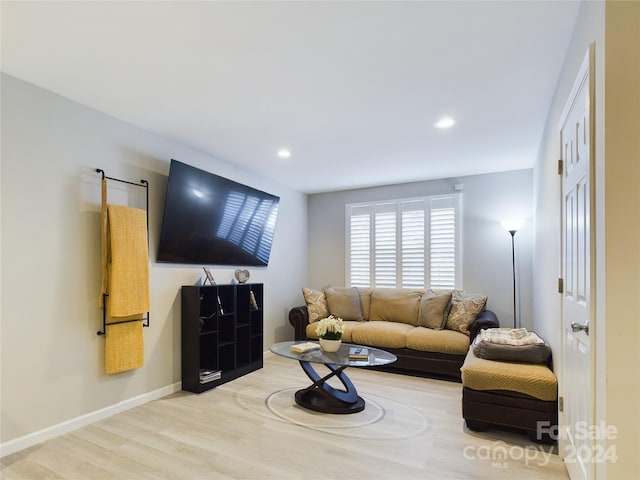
(105, 318, 145, 375)
(102, 203, 150, 374)
(106, 204, 150, 316)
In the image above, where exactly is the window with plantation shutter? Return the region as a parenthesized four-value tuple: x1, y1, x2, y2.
(346, 194, 461, 289)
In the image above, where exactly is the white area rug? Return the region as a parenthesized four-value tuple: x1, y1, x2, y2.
(233, 382, 431, 440)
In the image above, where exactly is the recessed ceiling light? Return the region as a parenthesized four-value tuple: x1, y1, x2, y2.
(277, 149, 291, 159)
(434, 117, 456, 129)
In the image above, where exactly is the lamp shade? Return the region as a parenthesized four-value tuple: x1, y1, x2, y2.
(501, 219, 523, 232)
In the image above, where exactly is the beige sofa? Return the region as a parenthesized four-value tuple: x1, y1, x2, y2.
(289, 286, 500, 379)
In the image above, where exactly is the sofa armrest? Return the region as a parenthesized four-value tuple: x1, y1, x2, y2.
(289, 305, 309, 341)
(468, 310, 500, 343)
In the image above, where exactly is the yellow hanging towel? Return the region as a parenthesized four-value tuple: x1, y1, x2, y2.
(102, 202, 150, 374)
(105, 318, 145, 375)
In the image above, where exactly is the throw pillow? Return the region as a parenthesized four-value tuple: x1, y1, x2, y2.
(302, 287, 329, 323)
(369, 288, 422, 326)
(326, 286, 372, 320)
(324, 286, 364, 321)
(418, 290, 452, 329)
(446, 291, 487, 336)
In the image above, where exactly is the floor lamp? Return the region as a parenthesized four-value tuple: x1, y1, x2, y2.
(501, 220, 523, 329)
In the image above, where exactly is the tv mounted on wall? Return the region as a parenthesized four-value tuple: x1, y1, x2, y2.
(157, 159, 280, 266)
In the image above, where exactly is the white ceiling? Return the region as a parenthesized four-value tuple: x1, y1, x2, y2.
(1, 1, 580, 194)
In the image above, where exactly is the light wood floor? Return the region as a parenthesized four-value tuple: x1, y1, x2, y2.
(1, 354, 569, 479)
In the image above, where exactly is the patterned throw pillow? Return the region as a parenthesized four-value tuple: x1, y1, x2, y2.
(446, 291, 487, 336)
(302, 287, 329, 323)
(418, 290, 453, 329)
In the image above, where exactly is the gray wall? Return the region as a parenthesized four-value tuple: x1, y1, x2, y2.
(0, 74, 308, 445)
(308, 169, 533, 328)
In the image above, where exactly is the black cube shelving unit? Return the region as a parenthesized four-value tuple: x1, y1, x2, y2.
(181, 283, 263, 393)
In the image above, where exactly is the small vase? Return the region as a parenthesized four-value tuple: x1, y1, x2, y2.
(320, 338, 342, 352)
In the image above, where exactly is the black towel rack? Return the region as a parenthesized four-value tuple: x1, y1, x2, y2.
(96, 168, 150, 336)
(97, 294, 150, 336)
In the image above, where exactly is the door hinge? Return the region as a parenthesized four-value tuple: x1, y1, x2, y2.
(558, 159, 563, 175)
(558, 278, 564, 293)
(559, 396, 564, 412)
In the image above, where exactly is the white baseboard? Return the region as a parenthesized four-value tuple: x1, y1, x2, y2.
(0, 381, 182, 458)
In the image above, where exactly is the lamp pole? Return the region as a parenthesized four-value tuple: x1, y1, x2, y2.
(501, 220, 522, 330)
(509, 229, 517, 329)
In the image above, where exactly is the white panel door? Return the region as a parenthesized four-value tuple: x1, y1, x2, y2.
(559, 47, 594, 480)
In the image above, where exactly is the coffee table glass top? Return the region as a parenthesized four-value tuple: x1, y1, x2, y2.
(270, 341, 397, 367)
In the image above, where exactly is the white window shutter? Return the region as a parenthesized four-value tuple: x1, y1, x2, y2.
(348, 205, 371, 288)
(374, 203, 396, 288)
(347, 194, 460, 289)
(429, 197, 458, 290)
(401, 200, 425, 288)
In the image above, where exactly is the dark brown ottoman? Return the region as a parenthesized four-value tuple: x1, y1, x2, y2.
(460, 348, 558, 443)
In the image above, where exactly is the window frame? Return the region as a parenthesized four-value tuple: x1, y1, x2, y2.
(344, 193, 462, 289)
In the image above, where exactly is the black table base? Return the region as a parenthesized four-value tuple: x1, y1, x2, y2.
(295, 360, 365, 414)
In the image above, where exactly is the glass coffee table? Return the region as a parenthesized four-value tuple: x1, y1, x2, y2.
(270, 341, 397, 414)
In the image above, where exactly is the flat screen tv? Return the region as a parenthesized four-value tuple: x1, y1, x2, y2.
(157, 159, 280, 266)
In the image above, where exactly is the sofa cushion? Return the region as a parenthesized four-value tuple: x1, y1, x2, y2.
(369, 288, 422, 326)
(446, 291, 487, 336)
(406, 327, 470, 355)
(418, 290, 452, 329)
(305, 320, 362, 342)
(302, 287, 329, 323)
(356, 287, 373, 320)
(461, 348, 558, 401)
(324, 286, 363, 321)
(350, 321, 413, 349)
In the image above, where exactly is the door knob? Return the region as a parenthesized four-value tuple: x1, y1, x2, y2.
(571, 321, 590, 335)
